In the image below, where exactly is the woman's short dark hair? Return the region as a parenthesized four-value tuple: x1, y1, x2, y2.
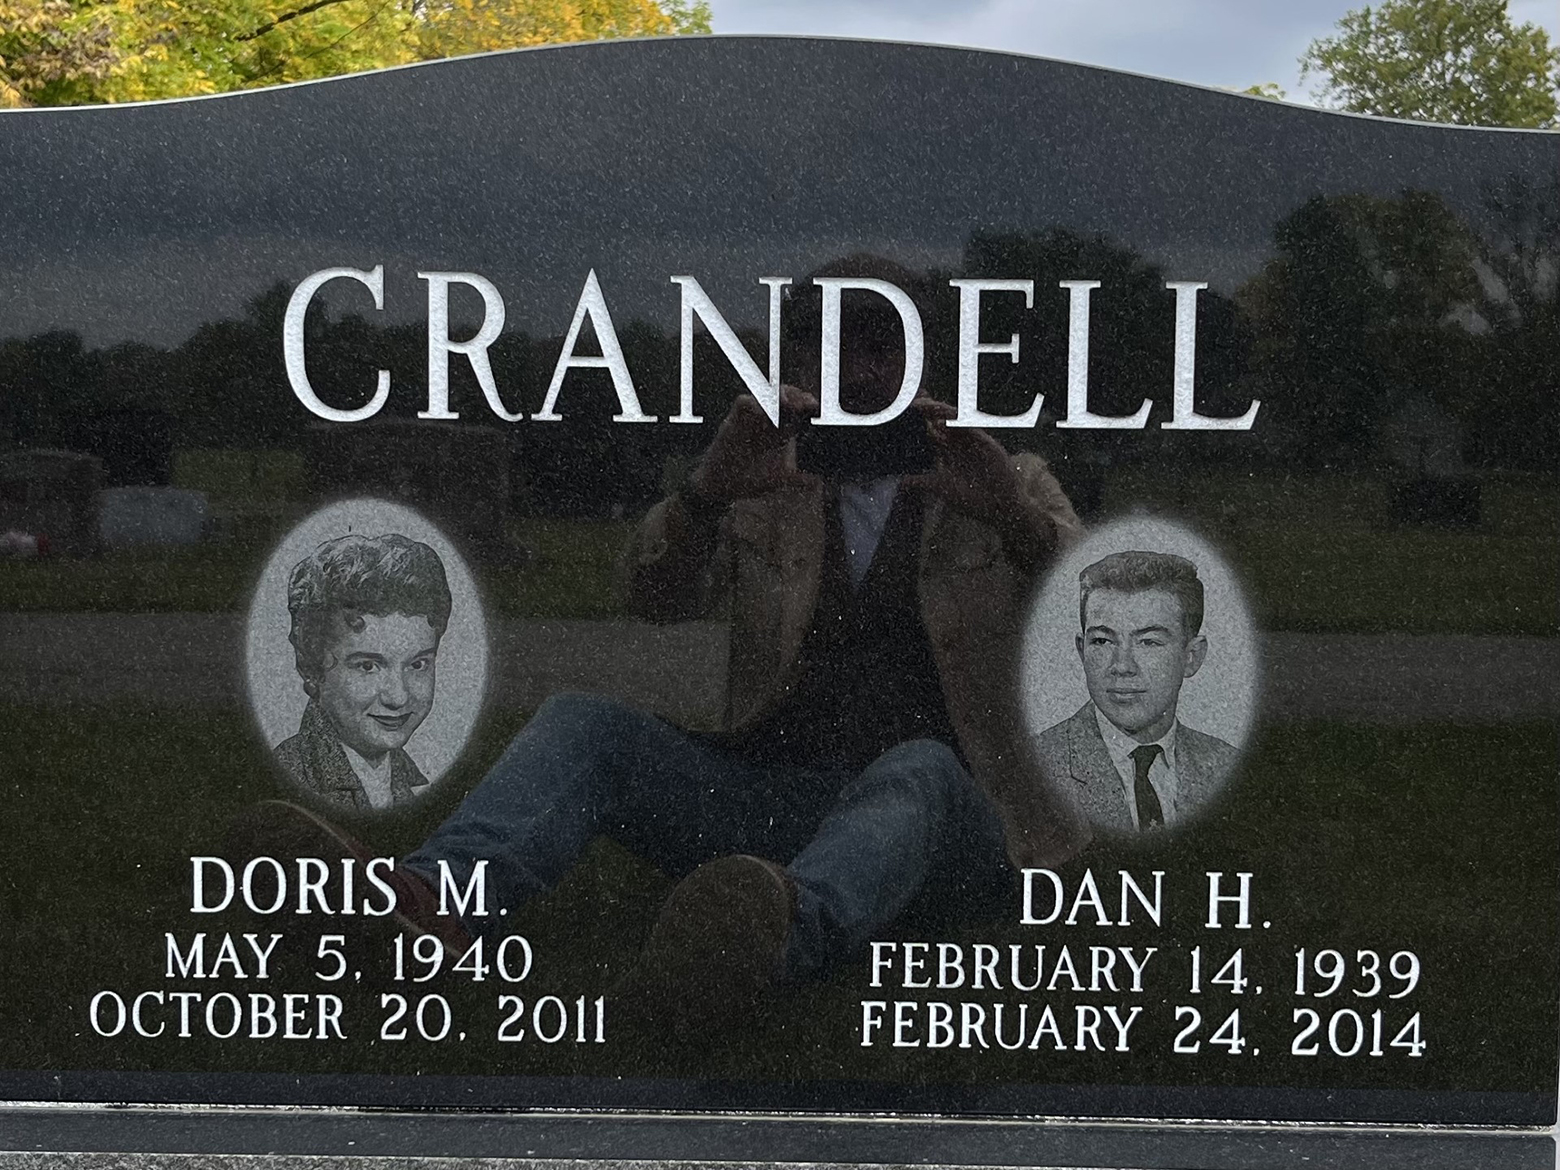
(1079, 550, 1204, 638)
(287, 533, 452, 691)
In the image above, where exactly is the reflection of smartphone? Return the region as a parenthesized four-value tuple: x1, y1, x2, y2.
(795, 410, 937, 479)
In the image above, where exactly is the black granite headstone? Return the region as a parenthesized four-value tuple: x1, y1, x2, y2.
(0, 447, 102, 554)
(0, 36, 1555, 1165)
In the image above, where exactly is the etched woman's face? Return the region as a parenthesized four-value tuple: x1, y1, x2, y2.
(315, 611, 438, 761)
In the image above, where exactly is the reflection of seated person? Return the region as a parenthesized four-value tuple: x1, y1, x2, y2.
(1033, 551, 1239, 836)
(253, 256, 1091, 1026)
(274, 534, 450, 812)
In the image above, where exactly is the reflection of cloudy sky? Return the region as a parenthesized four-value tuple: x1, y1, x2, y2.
(710, 0, 1560, 103)
(0, 37, 1553, 347)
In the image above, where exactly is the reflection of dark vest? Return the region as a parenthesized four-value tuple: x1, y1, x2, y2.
(735, 486, 959, 771)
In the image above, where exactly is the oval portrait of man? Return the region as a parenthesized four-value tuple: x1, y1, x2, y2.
(245, 499, 488, 814)
(1019, 517, 1258, 841)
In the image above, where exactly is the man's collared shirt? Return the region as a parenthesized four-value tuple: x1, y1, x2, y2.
(838, 476, 900, 589)
(1093, 705, 1180, 830)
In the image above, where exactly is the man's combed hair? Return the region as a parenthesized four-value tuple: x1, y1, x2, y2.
(1079, 550, 1204, 638)
(287, 533, 453, 691)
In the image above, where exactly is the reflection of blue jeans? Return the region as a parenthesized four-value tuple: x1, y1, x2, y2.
(403, 692, 1011, 978)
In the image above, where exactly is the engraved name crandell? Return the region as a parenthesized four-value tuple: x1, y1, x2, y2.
(284, 267, 1259, 431)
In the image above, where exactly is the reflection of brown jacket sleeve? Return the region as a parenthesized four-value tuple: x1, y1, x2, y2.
(623, 492, 730, 624)
(1003, 451, 1084, 581)
(920, 451, 1091, 870)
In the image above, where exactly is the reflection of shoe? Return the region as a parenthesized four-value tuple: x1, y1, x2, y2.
(614, 854, 794, 1040)
(225, 800, 471, 951)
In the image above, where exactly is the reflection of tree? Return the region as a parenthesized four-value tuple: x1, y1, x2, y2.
(0, 233, 1259, 514)
(1252, 191, 1479, 459)
(1238, 183, 1558, 470)
(0, 330, 103, 447)
(1465, 174, 1559, 467)
(1239, 191, 1464, 466)
(0, 283, 736, 517)
(163, 283, 304, 447)
(1475, 175, 1559, 329)
(2, 197, 1552, 516)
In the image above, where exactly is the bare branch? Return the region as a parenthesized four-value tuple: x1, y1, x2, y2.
(238, 0, 356, 43)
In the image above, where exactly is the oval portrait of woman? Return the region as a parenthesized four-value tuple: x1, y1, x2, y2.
(245, 499, 488, 814)
(1020, 516, 1259, 840)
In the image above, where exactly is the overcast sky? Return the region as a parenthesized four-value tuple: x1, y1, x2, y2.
(707, 0, 1560, 104)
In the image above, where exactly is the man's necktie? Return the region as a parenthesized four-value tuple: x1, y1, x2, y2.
(1131, 744, 1164, 830)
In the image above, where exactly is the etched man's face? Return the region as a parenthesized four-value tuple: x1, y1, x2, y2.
(1077, 588, 1206, 744)
(316, 611, 439, 761)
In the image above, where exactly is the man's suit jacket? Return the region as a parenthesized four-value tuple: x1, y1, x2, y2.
(1031, 701, 1239, 836)
(623, 450, 1093, 869)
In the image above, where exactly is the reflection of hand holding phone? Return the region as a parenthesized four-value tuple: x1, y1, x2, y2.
(795, 410, 936, 480)
(692, 386, 818, 503)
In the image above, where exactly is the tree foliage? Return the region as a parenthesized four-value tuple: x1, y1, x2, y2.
(1240, 82, 1289, 100)
(0, 0, 114, 106)
(1300, 0, 1560, 127)
(0, 0, 711, 107)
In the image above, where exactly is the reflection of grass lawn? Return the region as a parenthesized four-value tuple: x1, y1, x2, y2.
(1229, 526, 1555, 633)
(1099, 469, 1558, 635)
(0, 702, 1554, 1100)
(0, 469, 1553, 633)
(0, 517, 633, 619)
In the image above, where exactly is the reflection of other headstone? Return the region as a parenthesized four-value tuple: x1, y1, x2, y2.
(73, 408, 175, 487)
(96, 487, 209, 548)
(304, 420, 525, 564)
(0, 449, 103, 555)
(1381, 395, 1480, 527)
